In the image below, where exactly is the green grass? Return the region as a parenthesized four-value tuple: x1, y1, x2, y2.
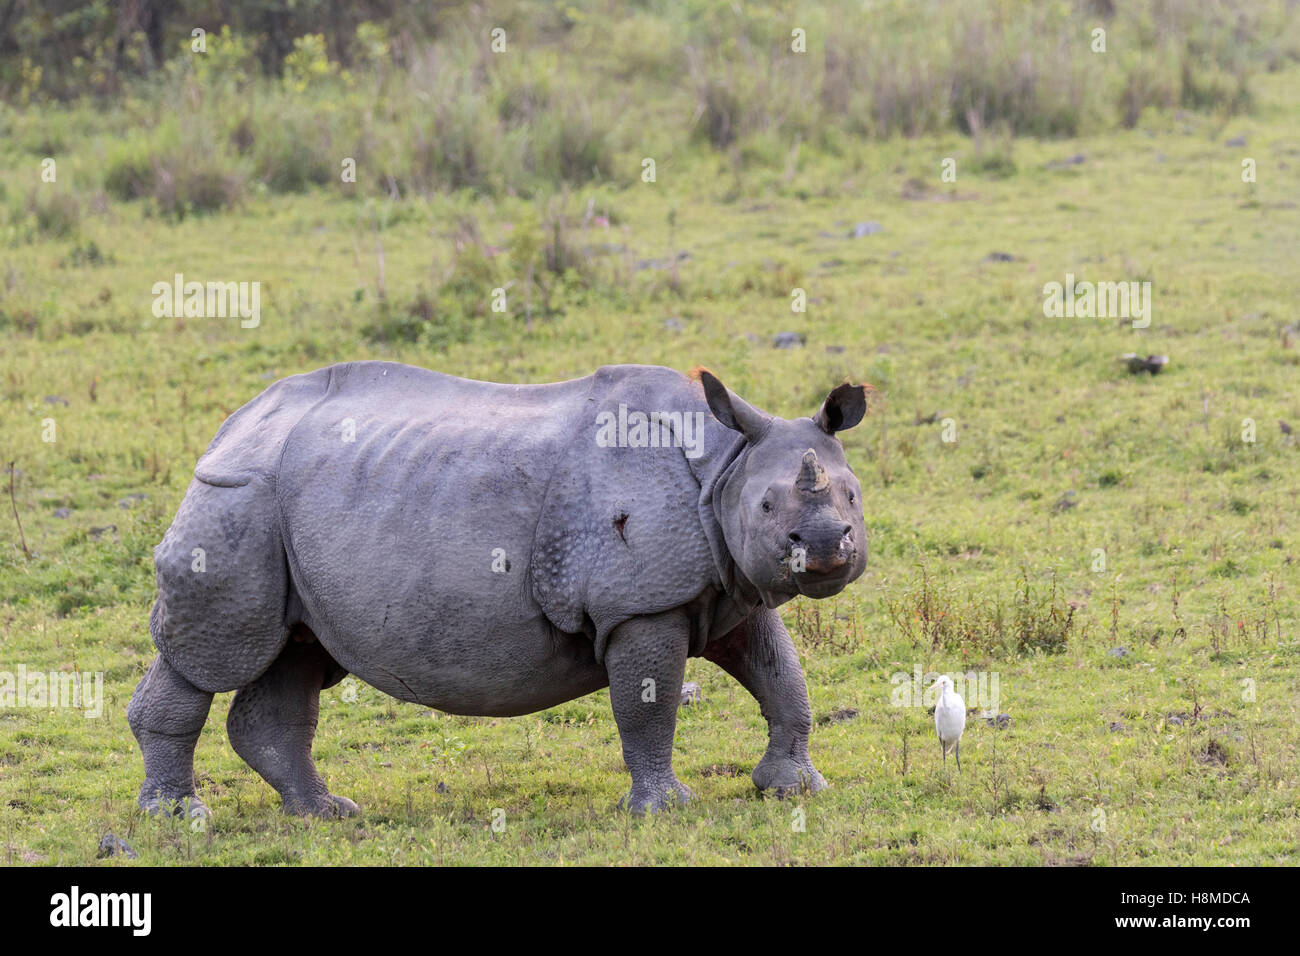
(1, 34, 1298, 865)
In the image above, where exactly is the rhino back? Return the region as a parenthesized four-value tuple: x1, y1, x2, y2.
(274, 363, 725, 680)
(274, 362, 586, 667)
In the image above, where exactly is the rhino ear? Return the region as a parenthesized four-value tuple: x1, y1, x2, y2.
(698, 369, 770, 441)
(814, 383, 871, 433)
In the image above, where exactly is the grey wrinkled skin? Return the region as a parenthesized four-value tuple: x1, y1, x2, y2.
(128, 362, 870, 816)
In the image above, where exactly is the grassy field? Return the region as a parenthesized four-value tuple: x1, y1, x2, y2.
(2, 5, 1299, 865)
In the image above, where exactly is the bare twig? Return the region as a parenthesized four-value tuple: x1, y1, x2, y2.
(8, 461, 28, 557)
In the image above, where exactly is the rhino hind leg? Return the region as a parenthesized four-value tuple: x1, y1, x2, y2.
(128, 655, 215, 819)
(226, 635, 359, 818)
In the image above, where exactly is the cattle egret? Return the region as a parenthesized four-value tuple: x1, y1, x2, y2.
(934, 676, 966, 772)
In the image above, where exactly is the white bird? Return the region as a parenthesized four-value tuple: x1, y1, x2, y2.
(933, 675, 966, 772)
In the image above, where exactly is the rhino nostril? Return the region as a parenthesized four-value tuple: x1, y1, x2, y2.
(841, 526, 852, 538)
(788, 532, 802, 543)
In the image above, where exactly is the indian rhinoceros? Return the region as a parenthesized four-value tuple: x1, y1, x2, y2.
(128, 362, 871, 815)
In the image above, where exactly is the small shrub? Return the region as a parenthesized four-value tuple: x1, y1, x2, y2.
(60, 240, 113, 268)
(103, 126, 243, 216)
(27, 189, 82, 238)
(888, 565, 1076, 657)
(103, 139, 157, 201)
(252, 113, 334, 193)
(788, 599, 864, 655)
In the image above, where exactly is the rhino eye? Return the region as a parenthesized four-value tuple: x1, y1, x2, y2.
(848, 492, 855, 504)
(761, 501, 772, 513)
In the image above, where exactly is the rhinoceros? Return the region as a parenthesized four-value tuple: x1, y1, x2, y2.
(128, 362, 870, 815)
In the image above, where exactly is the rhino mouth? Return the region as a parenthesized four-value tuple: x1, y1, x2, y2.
(792, 569, 852, 599)
(768, 548, 855, 601)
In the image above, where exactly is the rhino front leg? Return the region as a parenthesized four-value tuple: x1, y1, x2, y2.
(605, 610, 692, 813)
(703, 607, 826, 796)
(226, 638, 359, 818)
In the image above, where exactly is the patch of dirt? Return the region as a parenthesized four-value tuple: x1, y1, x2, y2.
(1199, 738, 1230, 766)
(701, 763, 746, 778)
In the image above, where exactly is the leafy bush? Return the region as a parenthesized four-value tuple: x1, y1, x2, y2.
(10, 0, 1300, 201)
(103, 119, 244, 217)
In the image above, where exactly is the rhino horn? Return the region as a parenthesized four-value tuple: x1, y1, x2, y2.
(796, 448, 830, 493)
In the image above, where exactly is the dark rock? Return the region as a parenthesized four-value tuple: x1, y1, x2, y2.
(663, 318, 684, 333)
(435, 782, 450, 794)
(983, 251, 1015, 262)
(1108, 721, 1126, 732)
(53, 507, 72, 519)
(986, 713, 1012, 729)
(1108, 646, 1128, 658)
(1120, 353, 1169, 375)
(634, 251, 690, 271)
(117, 493, 147, 509)
(88, 525, 117, 539)
(43, 395, 70, 406)
(1046, 154, 1087, 169)
(825, 345, 846, 354)
(679, 682, 703, 706)
(97, 833, 137, 860)
(772, 332, 806, 349)
(1225, 135, 1247, 147)
(818, 707, 860, 726)
(847, 221, 882, 238)
(1051, 490, 1078, 513)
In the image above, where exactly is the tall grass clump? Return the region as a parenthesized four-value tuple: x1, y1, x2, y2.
(10, 0, 1299, 202)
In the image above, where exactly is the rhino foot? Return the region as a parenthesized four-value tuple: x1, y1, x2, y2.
(283, 793, 360, 818)
(752, 753, 827, 797)
(619, 778, 692, 814)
